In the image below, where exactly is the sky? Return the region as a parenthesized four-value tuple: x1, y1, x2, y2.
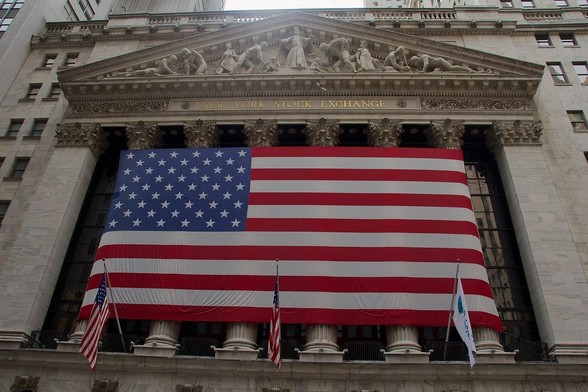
(225, 0, 364, 11)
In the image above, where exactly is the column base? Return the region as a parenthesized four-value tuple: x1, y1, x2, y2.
(299, 349, 344, 363)
(475, 351, 516, 364)
(0, 331, 29, 350)
(56, 340, 81, 353)
(384, 350, 430, 363)
(213, 346, 260, 360)
(133, 343, 177, 357)
(551, 345, 588, 364)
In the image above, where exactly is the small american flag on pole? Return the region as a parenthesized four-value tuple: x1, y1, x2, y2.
(268, 261, 281, 369)
(79, 272, 110, 370)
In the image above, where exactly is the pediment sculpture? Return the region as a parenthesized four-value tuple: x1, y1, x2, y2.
(105, 32, 491, 78)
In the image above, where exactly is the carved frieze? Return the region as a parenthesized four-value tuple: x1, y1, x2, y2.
(126, 121, 163, 150)
(427, 119, 465, 149)
(243, 119, 279, 147)
(10, 375, 40, 392)
(368, 118, 403, 147)
(55, 123, 108, 155)
(184, 120, 218, 148)
(305, 118, 342, 147)
(422, 99, 529, 111)
(69, 101, 168, 114)
(487, 120, 543, 152)
(175, 384, 203, 392)
(91, 379, 119, 392)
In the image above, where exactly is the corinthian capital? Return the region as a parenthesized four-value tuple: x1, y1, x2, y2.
(368, 118, 403, 147)
(243, 119, 279, 147)
(55, 122, 108, 156)
(304, 118, 342, 147)
(427, 119, 465, 149)
(487, 120, 543, 152)
(125, 121, 163, 150)
(184, 120, 218, 148)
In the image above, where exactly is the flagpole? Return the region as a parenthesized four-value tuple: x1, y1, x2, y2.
(102, 259, 126, 353)
(443, 262, 460, 361)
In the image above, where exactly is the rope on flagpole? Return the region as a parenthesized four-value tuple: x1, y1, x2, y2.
(443, 261, 460, 361)
(102, 258, 126, 353)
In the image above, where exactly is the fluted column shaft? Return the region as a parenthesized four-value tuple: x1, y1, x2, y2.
(222, 323, 259, 350)
(143, 320, 182, 348)
(386, 326, 422, 352)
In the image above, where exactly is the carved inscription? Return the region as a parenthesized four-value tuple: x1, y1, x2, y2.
(196, 99, 389, 111)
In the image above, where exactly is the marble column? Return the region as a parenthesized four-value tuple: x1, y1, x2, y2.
(122, 122, 180, 357)
(0, 122, 107, 351)
(298, 119, 344, 362)
(214, 119, 278, 361)
(486, 120, 588, 363)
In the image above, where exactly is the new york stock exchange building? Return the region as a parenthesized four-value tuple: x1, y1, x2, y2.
(1, 3, 588, 392)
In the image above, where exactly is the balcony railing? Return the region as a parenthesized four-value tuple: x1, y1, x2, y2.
(99, 334, 141, 353)
(21, 330, 67, 349)
(177, 337, 219, 356)
(343, 341, 385, 361)
(425, 341, 470, 361)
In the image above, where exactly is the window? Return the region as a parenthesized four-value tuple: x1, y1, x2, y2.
(568, 111, 588, 131)
(560, 33, 577, 47)
(0, 17, 13, 31)
(5, 119, 23, 137)
(64, 53, 79, 67)
(64, 3, 78, 21)
(25, 84, 41, 100)
(1, 0, 13, 9)
(500, 0, 514, 7)
(77, 0, 94, 19)
(47, 83, 61, 99)
(41, 54, 57, 68)
(0, 201, 9, 224)
(554, 0, 568, 6)
(579, 0, 588, 6)
(535, 33, 552, 47)
(14, 0, 24, 8)
(30, 119, 47, 136)
(521, 0, 535, 7)
(573, 62, 588, 84)
(547, 62, 568, 83)
(10, 158, 29, 178)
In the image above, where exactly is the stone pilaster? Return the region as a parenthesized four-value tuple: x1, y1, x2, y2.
(0, 123, 104, 349)
(125, 121, 163, 150)
(367, 119, 403, 147)
(427, 119, 465, 149)
(304, 118, 342, 147)
(384, 326, 429, 363)
(184, 120, 218, 148)
(214, 322, 260, 360)
(133, 320, 181, 357)
(243, 119, 279, 147)
(486, 120, 543, 152)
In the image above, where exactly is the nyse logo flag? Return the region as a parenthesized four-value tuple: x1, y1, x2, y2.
(453, 277, 477, 368)
(79, 147, 502, 331)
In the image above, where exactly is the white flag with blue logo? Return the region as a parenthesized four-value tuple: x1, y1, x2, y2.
(452, 277, 476, 368)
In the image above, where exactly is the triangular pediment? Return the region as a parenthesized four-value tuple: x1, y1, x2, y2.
(58, 12, 543, 104)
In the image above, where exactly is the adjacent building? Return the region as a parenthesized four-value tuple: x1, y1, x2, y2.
(0, 1, 588, 391)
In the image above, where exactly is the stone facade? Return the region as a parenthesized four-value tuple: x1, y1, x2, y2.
(0, 3, 588, 392)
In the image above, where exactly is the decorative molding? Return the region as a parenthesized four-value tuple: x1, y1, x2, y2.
(422, 98, 529, 111)
(243, 119, 279, 147)
(487, 120, 543, 152)
(176, 385, 203, 392)
(427, 119, 465, 149)
(184, 120, 218, 147)
(126, 121, 163, 150)
(368, 118, 403, 147)
(262, 389, 290, 392)
(91, 379, 119, 392)
(55, 123, 108, 155)
(304, 118, 342, 147)
(69, 101, 168, 114)
(10, 375, 40, 392)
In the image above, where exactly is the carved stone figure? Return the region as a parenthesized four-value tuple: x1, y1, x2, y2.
(310, 37, 356, 73)
(264, 57, 281, 73)
(232, 42, 268, 74)
(278, 26, 314, 70)
(354, 40, 377, 72)
(383, 46, 411, 72)
(216, 42, 239, 74)
(409, 54, 476, 73)
(179, 48, 207, 75)
(110, 54, 178, 77)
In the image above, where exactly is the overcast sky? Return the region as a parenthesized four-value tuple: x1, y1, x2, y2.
(224, 0, 364, 11)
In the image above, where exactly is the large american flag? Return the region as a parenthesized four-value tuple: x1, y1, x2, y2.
(80, 147, 502, 331)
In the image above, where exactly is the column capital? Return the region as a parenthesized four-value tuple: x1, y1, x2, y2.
(487, 120, 543, 152)
(10, 375, 40, 392)
(184, 120, 218, 148)
(368, 118, 403, 147)
(125, 121, 163, 150)
(243, 119, 279, 147)
(305, 118, 342, 147)
(427, 119, 465, 149)
(55, 123, 108, 156)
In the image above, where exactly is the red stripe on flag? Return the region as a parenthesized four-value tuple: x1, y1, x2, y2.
(252, 146, 465, 160)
